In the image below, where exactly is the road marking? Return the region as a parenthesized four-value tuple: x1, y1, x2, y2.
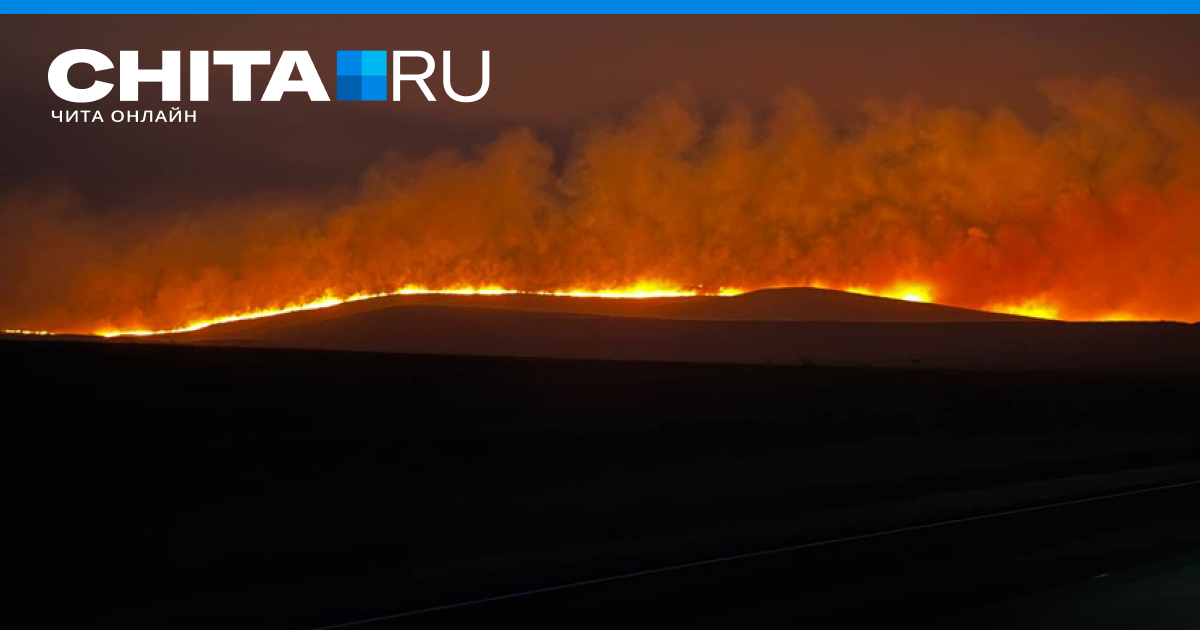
(309, 476, 1200, 629)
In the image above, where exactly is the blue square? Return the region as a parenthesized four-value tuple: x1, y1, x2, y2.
(336, 50, 361, 77)
(337, 75, 362, 101)
(361, 75, 387, 101)
(361, 51, 387, 77)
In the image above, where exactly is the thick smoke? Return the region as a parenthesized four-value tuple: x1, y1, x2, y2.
(4, 77, 1200, 333)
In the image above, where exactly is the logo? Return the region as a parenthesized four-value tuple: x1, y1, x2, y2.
(336, 50, 387, 101)
(47, 50, 490, 104)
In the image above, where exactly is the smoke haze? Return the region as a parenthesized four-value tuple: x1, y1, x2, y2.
(3, 77, 1200, 332)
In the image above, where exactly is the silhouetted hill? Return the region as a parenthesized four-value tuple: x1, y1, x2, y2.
(180, 303, 1198, 371)
(637, 288, 1030, 322)
(159, 287, 1026, 341)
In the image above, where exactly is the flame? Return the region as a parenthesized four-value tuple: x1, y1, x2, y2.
(3, 281, 961, 338)
(4, 80, 1200, 333)
(985, 299, 1161, 322)
(5, 280, 1083, 339)
(90, 282, 736, 338)
(987, 299, 1061, 320)
(818, 282, 934, 304)
(1094, 312, 1153, 323)
(2, 279, 1176, 339)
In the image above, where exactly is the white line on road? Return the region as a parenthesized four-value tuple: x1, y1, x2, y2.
(309, 476, 1200, 629)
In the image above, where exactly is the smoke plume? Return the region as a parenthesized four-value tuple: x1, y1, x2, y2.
(4, 77, 1200, 333)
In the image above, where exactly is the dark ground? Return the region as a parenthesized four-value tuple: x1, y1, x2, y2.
(4, 338, 1200, 628)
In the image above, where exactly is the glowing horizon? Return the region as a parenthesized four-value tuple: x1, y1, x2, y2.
(1, 281, 1177, 340)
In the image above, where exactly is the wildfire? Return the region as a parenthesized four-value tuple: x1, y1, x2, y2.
(2, 281, 1165, 339)
(840, 283, 934, 304)
(5, 81, 1199, 333)
(986, 299, 1061, 321)
(89, 282, 735, 338)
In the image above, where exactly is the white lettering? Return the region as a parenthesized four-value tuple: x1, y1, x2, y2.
(48, 49, 114, 103)
(119, 51, 181, 101)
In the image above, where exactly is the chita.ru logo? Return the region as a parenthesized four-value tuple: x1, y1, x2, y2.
(336, 50, 387, 101)
(47, 49, 490, 103)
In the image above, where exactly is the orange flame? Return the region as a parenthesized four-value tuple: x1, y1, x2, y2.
(0, 280, 1165, 339)
(91, 282, 735, 338)
(2, 79, 1198, 334)
(837, 283, 935, 305)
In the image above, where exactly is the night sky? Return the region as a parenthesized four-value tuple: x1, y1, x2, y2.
(5, 16, 1200, 209)
(4, 16, 1200, 331)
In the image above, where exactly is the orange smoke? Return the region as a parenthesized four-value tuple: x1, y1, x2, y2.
(3, 76, 1200, 335)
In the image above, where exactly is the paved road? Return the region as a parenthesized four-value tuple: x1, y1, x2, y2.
(978, 554, 1200, 630)
(318, 477, 1200, 629)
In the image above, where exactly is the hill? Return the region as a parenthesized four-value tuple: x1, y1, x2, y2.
(170, 296, 1196, 371)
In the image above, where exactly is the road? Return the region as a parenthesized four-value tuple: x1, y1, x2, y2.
(315, 477, 1200, 628)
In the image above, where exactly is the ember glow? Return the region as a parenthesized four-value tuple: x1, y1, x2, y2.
(3, 78, 1199, 334)
(837, 283, 934, 305)
(2, 279, 1114, 339)
(92, 283, 731, 338)
(6, 281, 1027, 339)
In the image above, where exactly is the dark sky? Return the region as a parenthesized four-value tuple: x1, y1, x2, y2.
(4, 16, 1200, 209)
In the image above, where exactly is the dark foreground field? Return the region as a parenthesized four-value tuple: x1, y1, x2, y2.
(5, 339, 1200, 628)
